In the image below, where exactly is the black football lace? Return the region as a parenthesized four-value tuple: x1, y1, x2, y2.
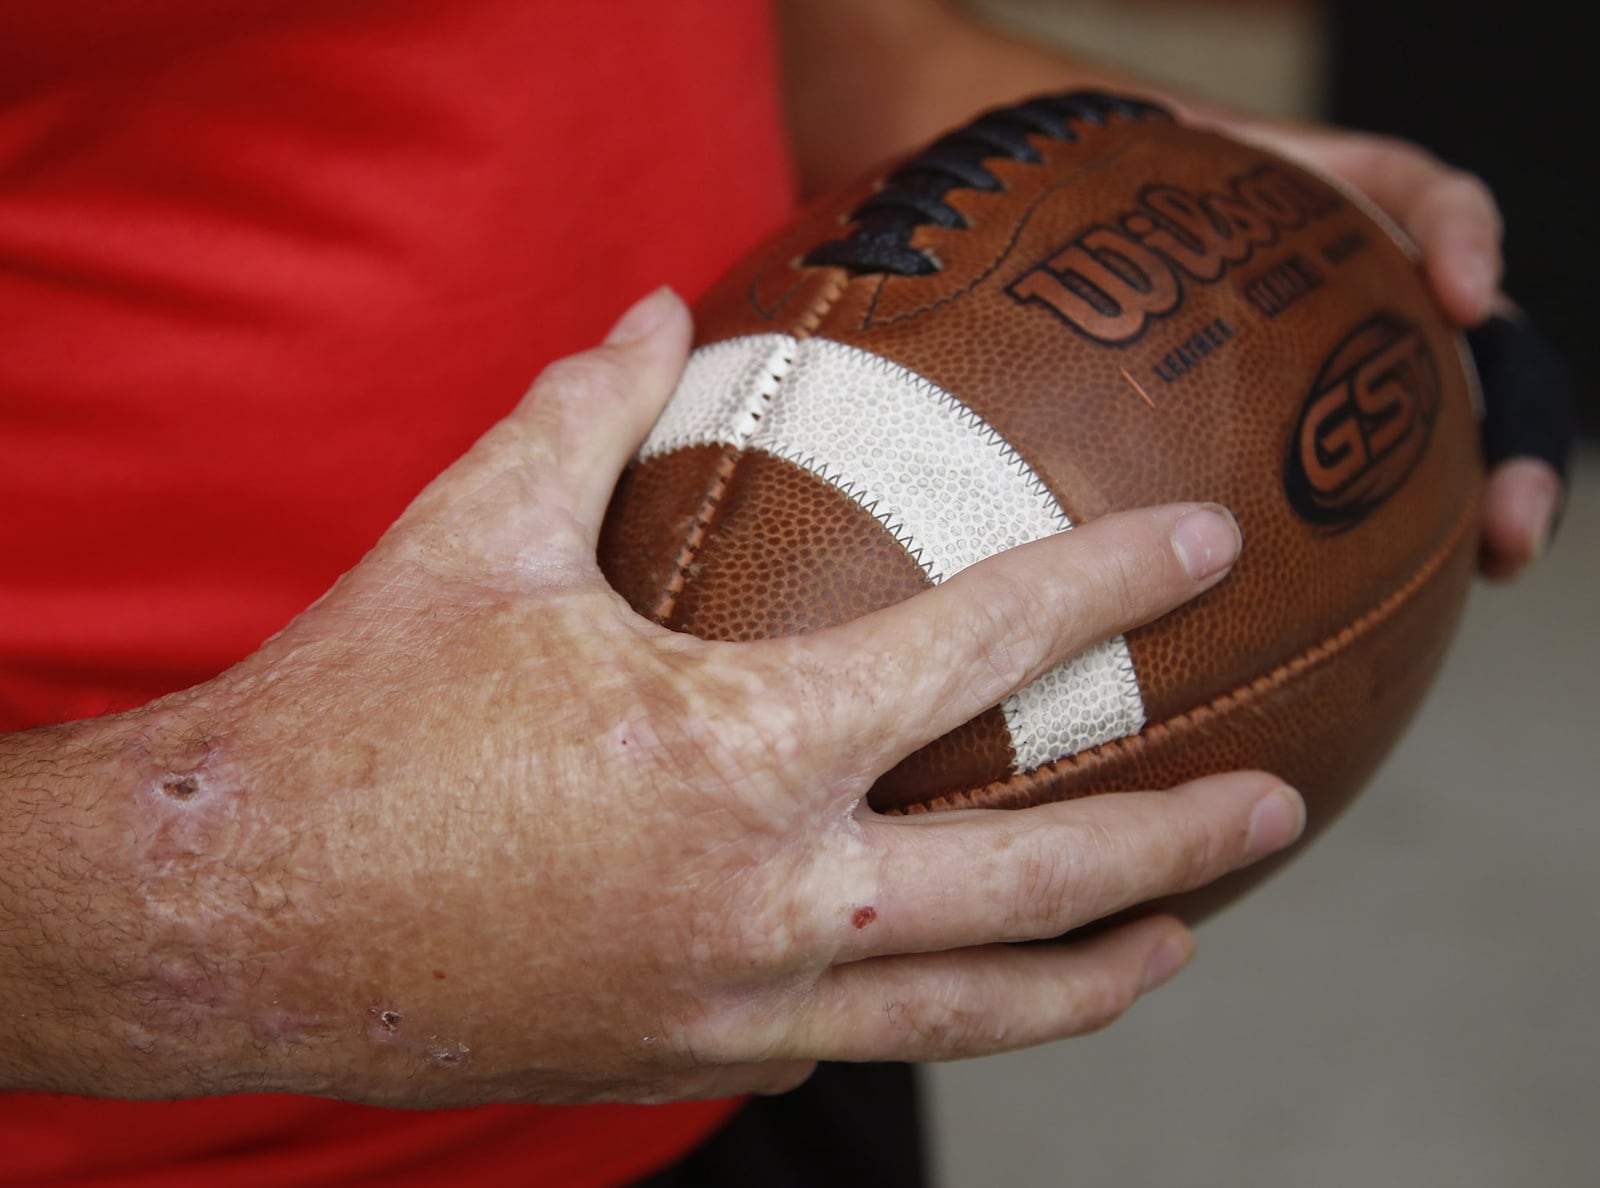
(802, 92, 1172, 277)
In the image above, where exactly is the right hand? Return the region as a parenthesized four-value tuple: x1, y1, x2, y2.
(106, 288, 1303, 1107)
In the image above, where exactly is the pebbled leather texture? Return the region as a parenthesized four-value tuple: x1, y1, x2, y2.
(599, 94, 1482, 916)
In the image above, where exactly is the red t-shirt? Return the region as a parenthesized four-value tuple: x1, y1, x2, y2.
(0, 2, 796, 1184)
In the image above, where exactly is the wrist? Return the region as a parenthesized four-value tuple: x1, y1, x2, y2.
(0, 677, 361, 1099)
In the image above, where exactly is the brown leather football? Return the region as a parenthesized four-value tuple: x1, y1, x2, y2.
(600, 92, 1482, 916)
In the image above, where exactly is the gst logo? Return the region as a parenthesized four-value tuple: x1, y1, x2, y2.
(1285, 315, 1440, 529)
(1006, 164, 1339, 343)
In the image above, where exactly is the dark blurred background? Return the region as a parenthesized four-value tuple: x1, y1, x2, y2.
(1330, 0, 1594, 433)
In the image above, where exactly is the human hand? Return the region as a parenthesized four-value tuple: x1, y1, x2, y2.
(1191, 115, 1573, 579)
(115, 288, 1302, 1108)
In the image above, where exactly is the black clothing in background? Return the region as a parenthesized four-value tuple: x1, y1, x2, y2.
(1328, 0, 1595, 433)
(633, 1063, 926, 1188)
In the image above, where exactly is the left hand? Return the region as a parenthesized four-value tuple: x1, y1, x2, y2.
(1197, 116, 1571, 580)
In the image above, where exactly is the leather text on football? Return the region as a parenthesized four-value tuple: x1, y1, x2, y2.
(1284, 314, 1441, 529)
(1005, 163, 1339, 344)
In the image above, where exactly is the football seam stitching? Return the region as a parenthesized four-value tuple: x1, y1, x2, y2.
(855, 135, 1145, 330)
(896, 489, 1480, 813)
(861, 177, 1057, 329)
(649, 271, 852, 624)
(755, 356, 1072, 586)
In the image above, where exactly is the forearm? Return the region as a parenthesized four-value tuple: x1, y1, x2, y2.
(778, 0, 1171, 196)
(0, 681, 358, 1100)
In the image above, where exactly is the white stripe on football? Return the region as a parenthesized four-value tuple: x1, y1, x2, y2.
(641, 334, 1148, 768)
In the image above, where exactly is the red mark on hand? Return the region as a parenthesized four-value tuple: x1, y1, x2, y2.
(851, 906, 878, 930)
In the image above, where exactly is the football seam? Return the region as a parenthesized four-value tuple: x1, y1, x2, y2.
(860, 174, 1059, 330)
(894, 487, 1480, 813)
(649, 269, 852, 624)
(858, 137, 1139, 331)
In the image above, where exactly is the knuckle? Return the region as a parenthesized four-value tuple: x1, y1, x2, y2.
(1090, 530, 1170, 615)
(611, 657, 857, 979)
(781, 640, 888, 784)
(669, 859, 814, 980)
(904, 977, 1006, 1056)
(1170, 813, 1237, 888)
(960, 577, 1054, 693)
(532, 351, 633, 416)
(1005, 836, 1097, 935)
(672, 973, 814, 1067)
(1135, 788, 1240, 893)
(624, 651, 811, 811)
(1037, 791, 1243, 916)
(1061, 968, 1137, 1038)
(664, 997, 750, 1068)
(1164, 773, 1280, 884)
(663, 851, 847, 995)
(975, 633, 1034, 700)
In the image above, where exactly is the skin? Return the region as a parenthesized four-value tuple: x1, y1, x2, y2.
(0, 1, 1561, 1108)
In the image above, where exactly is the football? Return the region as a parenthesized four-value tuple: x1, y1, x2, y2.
(600, 92, 1482, 915)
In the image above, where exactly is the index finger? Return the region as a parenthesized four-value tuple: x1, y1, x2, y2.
(770, 501, 1240, 790)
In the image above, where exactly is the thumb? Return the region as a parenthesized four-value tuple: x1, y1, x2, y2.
(389, 287, 693, 573)
(520, 286, 695, 537)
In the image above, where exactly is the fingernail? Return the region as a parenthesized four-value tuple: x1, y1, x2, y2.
(1246, 785, 1306, 858)
(605, 286, 675, 345)
(1172, 504, 1241, 582)
(1141, 932, 1194, 994)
